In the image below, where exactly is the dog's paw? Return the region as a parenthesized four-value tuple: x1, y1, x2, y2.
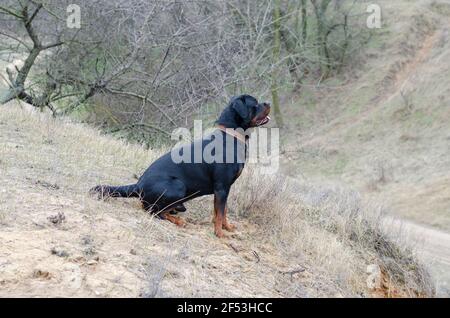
(176, 218, 187, 228)
(223, 223, 236, 232)
(214, 229, 225, 238)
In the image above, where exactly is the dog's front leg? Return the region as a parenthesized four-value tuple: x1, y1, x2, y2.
(213, 188, 229, 238)
(222, 206, 236, 232)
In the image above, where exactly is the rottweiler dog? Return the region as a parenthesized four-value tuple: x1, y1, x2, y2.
(90, 94, 270, 237)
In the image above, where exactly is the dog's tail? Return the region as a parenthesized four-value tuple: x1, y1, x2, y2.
(89, 184, 140, 198)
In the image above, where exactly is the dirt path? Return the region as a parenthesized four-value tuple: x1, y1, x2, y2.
(297, 29, 441, 149)
(385, 217, 450, 296)
(401, 221, 450, 266)
(384, 31, 440, 103)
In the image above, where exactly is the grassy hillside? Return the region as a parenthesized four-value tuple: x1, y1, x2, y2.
(0, 0, 445, 299)
(0, 104, 433, 297)
(282, 0, 450, 231)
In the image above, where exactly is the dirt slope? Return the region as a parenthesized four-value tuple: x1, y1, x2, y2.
(0, 0, 439, 297)
(0, 105, 288, 297)
(0, 105, 433, 297)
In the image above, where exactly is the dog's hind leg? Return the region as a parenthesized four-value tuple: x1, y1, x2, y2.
(142, 202, 186, 227)
(141, 177, 188, 225)
(170, 203, 187, 215)
(159, 211, 186, 227)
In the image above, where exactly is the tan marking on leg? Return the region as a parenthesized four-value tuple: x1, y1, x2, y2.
(222, 206, 236, 232)
(161, 212, 186, 227)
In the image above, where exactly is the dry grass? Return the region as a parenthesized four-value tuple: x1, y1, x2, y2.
(231, 168, 434, 297)
(0, 103, 434, 297)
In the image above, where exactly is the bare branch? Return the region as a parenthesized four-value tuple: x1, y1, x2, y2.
(0, 5, 24, 19)
(0, 31, 32, 51)
(42, 41, 64, 50)
(107, 123, 170, 136)
(25, 3, 42, 27)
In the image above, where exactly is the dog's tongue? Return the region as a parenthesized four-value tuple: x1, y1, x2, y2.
(257, 116, 270, 126)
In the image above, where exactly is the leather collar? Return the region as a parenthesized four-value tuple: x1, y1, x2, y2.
(217, 125, 246, 143)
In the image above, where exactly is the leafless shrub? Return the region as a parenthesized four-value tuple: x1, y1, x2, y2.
(365, 158, 394, 191)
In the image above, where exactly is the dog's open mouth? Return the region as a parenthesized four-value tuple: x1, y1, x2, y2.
(255, 115, 270, 126)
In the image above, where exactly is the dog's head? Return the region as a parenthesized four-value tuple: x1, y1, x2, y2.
(216, 94, 271, 130)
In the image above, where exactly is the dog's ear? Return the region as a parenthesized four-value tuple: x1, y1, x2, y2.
(231, 95, 252, 120)
(242, 95, 258, 108)
(231, 97, 249, 120)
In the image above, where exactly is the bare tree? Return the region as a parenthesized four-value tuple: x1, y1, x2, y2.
(0, 0, 368, 143)
(0, 1, 63, 111)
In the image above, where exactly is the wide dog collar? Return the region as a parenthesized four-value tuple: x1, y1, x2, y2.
(217, 125, 246, 144)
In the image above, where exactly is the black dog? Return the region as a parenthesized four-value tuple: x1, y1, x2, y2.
(90, 94, 270, 237)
